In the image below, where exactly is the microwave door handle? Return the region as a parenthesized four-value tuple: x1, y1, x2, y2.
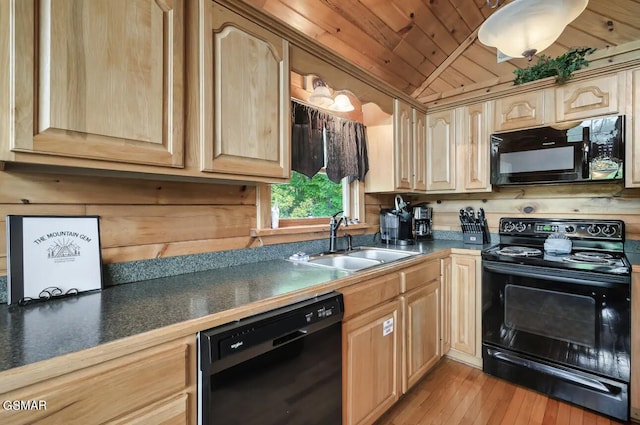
(582, 140, 590, 179)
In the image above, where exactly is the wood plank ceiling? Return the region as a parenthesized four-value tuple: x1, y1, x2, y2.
(243, 0, 640, 103)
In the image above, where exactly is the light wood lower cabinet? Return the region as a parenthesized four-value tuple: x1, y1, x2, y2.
(0, 336, 196, 425)
(400, 260, 441, 393)
(341, 259, 443, 425)
(446, 253, 482, 368)
(343, 298, 402, 425)
(402, 280, 440, 393)
(440, 257, 452, 355)
(630, 270, 640, 421)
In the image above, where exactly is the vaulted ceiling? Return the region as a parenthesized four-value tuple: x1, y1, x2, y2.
(243, 0, 640, 103)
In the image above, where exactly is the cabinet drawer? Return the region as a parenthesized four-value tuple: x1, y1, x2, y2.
(106, 394, 189, 425)
(401, 260, 440, 293)
(0, 338, 191, 425)
(340, 273, 401, 320)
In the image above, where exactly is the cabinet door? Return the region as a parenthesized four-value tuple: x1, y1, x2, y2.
(403, 280, 440, 393)
(450, 254, 477, 357)
(460, 103, 491, 192)
(426, 109, 456, 191)
(441, 257, 452, 355)
(0, 337, 193, 425)
(555, 74, 620, 122)
(203, 2, 290, 179)
(343, 299, 402, 425)
(394, 100, 413, 190)
(7, 0, 185, 167)
(412, 109, 427, 191)
(494, 91, 544, 131)
(627, 69, 640, 188)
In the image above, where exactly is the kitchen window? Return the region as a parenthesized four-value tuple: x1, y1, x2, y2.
(253, 99, 369, 237)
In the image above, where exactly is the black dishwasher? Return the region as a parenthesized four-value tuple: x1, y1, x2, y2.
(198, 292, 344, 425)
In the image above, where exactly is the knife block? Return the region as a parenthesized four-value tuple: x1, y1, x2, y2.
(461, 219, 491, 245)
(463, 231, 485, 244)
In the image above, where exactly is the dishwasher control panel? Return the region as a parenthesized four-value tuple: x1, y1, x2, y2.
(200, 292, 344, 364)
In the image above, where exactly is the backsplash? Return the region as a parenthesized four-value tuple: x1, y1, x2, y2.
(2, 232, 636, 304)
(0, 234, 376, 304)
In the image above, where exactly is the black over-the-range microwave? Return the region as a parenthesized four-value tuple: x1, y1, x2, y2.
(490, 115, 624, 186)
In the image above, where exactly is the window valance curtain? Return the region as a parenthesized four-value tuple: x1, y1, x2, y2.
(291, 100, 369, 183)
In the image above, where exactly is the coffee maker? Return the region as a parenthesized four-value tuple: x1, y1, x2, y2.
(413, 203, 433, 240)
(379, 195, 414, 245)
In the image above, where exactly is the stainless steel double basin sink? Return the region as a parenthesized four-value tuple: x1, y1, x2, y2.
(291, 247, 418, 272)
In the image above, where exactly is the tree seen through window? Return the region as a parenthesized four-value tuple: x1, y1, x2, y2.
(271, 171, 343, 219)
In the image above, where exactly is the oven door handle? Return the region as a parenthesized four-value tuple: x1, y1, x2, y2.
(486, 348, 622, 396)
(482, 260, 629, 287)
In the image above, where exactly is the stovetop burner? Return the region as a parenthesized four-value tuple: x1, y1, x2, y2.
(564, 252, 615, 265)
(482, 218, 631, 277)
(497, 246, 542, 257)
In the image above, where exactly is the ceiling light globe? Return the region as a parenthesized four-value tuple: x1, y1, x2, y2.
(478, 0, 589, 59)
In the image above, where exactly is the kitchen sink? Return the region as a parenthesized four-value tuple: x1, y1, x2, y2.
(291, 247, 418, 272)
(307, 256, 381, 271)
(347, 247, 416, 262)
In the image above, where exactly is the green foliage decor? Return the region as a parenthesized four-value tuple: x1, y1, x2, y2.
(513, 47, 597, 86)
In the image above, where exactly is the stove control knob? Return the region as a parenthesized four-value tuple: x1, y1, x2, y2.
(587, 224, 601, 236)
(601, 225, 617, 236)
(515, 222, 526, 232)
(503, 222, 515, 232)
(564, 225, 575, 234)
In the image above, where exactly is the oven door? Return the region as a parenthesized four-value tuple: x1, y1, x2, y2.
(482, 260, 630, 420)
(482, 260, 630, 381)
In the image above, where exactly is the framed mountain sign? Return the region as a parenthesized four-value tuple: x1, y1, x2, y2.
(6, 215, 103, 305)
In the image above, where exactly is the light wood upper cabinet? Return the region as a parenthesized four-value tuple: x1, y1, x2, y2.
(364, 100, 425, 193)
(412, 109, 428, 192)
(494, 91, 546, 131)
(395, 100, 413, 190)
(426, 109, 456, 191)
(459, 103, 491, 192)
(555, 74, 621, 122)
(627, 68, 640, 188)
(203, 2, 290, 179)
(4, 0, 185, 168)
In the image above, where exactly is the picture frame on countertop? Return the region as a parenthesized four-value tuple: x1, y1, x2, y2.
(6, 215, 103, 306)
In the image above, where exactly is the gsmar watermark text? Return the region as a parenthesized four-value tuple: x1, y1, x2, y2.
(2, 400, 47, 411)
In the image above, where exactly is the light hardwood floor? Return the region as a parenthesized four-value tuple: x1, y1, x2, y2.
(375, 358, 626, 425)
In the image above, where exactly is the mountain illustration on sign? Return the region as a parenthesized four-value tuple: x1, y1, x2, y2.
(47, 238, 81, 259)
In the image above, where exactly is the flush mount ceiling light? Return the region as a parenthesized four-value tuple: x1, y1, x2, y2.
(478, 0, 589, 61)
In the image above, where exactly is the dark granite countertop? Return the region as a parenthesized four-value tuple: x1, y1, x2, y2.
(0, 240, 481, 373)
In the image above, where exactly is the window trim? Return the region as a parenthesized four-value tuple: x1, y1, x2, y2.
(252, 180, 368, 238)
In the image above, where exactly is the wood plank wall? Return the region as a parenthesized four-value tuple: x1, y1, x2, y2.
(0, 168, 392, 276)
(410, 184, 640, 241)
(1, 169, 639, 278)
(0, 170, 258, 276)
